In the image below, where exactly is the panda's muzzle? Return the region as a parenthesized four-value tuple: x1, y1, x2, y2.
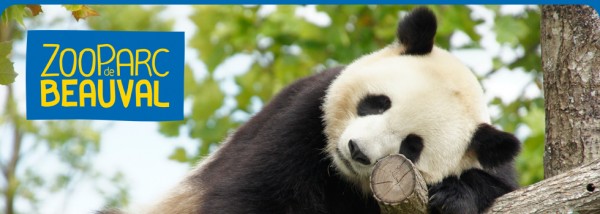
(348, 140, 371, 165)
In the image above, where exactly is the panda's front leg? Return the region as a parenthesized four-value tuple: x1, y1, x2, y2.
(427, 174, 477, 214)
(427, 168, 514, 214)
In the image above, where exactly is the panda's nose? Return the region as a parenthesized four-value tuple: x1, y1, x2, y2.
(348, 140, 371, 165)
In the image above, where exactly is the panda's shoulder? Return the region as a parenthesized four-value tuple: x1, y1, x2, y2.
(224, 66, 343, 144)
(187, 67, 347, 212)
(201, 66, 346, 174)
(274, 66, 344, 104)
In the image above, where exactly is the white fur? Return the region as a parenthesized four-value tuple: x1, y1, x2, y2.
(323, 44, 489, 194)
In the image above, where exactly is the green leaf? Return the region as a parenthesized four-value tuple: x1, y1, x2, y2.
(2, 5, 26, 26)
(0, 59, 18, 85)
(86, 6, 173, 31)
(191, 78, 225, 121)
(67, 5, 99, 21)
(432, 6, 481, 49)
(51, 174, 71, 192)
(159, 119, 187, 137)
(522, 104, 545, 136)
(0, 41, 11, 56)
(63, 5, 84, 11)
(495, 15, 529, 45)
(168, 147, 188, 162)
(183, 65, 198, 97)
(0, 41, 17, 85)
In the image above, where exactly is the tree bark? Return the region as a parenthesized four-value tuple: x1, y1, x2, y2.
(543, 5, 600, 178)
(486, 158, 600, 213)
(371, 154, 428, 214)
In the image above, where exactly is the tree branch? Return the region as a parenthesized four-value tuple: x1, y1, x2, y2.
(4, 85, 23, 214)
(486, 158, 600, 214)
(372, 156, 600, 214)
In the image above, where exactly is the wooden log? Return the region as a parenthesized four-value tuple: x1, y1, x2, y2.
(370, 154, 428, 214)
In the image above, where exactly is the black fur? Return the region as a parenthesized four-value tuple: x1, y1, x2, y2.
(193, 67, 380, 214)
(357, 95, 392, 116)
(397, 7, 437, 55)
(399, 134, 424, 163)
(428, 175, 477, 214)
(428, 168, 517, 214)
(428, 124, 520, 214)
(469, 124, 521, 168)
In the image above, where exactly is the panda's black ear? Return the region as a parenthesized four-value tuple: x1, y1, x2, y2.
(396, 7, 437, 55)
(469, 124, 521, 168)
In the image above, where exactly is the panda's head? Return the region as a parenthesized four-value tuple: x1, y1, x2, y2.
(322, 7, 520, 193)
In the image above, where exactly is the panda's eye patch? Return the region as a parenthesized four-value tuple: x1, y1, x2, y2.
(357, 95, 392, 116)
(399, 134, 424, 163)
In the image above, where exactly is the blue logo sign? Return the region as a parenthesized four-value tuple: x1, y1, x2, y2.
(26, 30, 184, 121)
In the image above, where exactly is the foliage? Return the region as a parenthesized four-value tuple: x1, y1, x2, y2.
(1, 5, 98, 25)
(487, 6, 543, 185)
(85, 5, 173, 31)
(63, 5, 99, 21)
(0, 86, 104, 213)
(0, 41, 17, 85)
(0, 5, 99, 86)
(0, 5, 117, 214)
(96, 172, 131, 209)
(156, 5, 544, 186)
(2, 5, 28, 26)
(0, 5, 174, 212)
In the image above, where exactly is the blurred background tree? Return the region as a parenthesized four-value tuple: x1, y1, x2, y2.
(0, 5, 542, 213)
(1, 7, 105, 214)
(0, 5, 158, 214)
(155, 5, 543, 186)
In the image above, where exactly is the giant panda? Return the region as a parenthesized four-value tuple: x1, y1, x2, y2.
(142, 7, 520, 214)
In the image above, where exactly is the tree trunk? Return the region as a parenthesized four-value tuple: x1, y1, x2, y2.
(0, 20, 18, 214)
(542, 5, 600, 178)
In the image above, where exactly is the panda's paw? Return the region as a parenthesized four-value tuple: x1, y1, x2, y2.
(427, 176, 477, 214)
